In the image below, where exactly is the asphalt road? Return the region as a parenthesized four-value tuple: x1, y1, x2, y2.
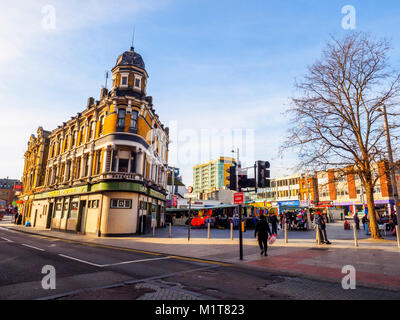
(1, 215, 400, 300)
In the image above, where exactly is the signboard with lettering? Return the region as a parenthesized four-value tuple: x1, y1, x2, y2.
(234, 193, 244, 205)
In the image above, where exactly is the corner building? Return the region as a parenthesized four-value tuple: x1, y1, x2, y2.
(21, 47, 169, 236)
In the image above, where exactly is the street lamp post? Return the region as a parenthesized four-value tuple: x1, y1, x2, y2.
(379, 104, 400, 247)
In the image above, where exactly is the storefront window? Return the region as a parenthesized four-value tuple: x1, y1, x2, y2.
(69, 201, 79, 218)
(110, 199, 132, 209)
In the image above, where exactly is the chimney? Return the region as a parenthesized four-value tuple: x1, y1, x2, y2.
(87, 97, 94, 109)
(100, 88, 108, 100)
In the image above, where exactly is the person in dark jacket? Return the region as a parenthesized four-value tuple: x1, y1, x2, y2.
(269, 213, 278, 235)
(353, 213, 360, 230)
(254, 214, 272, 256)
(16, 214, 22, 225)
(361, 214, 368, 230)
(315, 211, 331, 244)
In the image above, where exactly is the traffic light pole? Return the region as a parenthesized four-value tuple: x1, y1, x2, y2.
(239, 204, 243, 260)
(235, 162, 244, 261)
(188, 198, 191, 241)
(254, 163, 258, 194)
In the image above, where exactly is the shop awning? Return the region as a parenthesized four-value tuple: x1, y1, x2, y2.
(166, 204, 237, 213)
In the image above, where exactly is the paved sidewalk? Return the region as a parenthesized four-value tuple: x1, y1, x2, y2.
(1, 220, 399, 292)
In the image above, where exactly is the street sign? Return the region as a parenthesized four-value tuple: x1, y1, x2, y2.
(234, 192, 244, 205)
(187, 186, 193, 194)
(184, 193, 197, 199)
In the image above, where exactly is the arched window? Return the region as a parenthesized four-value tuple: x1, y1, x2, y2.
(98, 115, 105, 137)
(130, 110, 138, 132)
(70, 130, 76, 148)
(117, 109, 126, 129)
(88, 121, 95, 141)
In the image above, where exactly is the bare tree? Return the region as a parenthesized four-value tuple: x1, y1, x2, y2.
(282, 32, 400, 239)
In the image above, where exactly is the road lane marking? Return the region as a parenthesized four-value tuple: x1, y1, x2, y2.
(22, 244, 45, 251)
(58, 254, 103, 267)
(168, 255, 232, 266)
(58, 254, 172, 267)
(102, 256, 172, 267)
(1, 237, 13, 242)
(0, 227, 17, 233)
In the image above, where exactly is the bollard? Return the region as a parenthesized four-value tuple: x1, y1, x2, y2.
(230, 222, 233, 240)
(169, 223, 172, 238)
(152, 224, 155, 237)
(284, 221, 288, 243)
(207, 222, 211, 239)
(396, 225, 400, 249)
(353, 223, 359, 247)
(316, 224, 321, 245)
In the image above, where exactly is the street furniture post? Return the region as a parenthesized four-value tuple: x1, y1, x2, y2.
(188, 198, 191, 242)
(230, 221, 233, 240)
(239, 205, 243, 260)
(169, 223, 172, 238)
(284, 217, 288, 243)
(353, 223, 359, 247)
(316, 224, 321, 245)
(207, 220, 211, 239)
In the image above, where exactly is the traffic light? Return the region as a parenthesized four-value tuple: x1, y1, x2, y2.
(238, 169, 247, 190)
(238, 168, 254, 190)
(257, 161, 271, 188)
(226, 165, 237, 191)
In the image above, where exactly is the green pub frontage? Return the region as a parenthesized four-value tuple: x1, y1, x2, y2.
(27, 181, 166, 237)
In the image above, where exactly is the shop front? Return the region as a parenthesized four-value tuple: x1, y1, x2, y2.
(28, 182, 166, 237)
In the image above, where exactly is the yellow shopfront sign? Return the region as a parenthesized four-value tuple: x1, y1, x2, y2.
(34, 186, 88, 199)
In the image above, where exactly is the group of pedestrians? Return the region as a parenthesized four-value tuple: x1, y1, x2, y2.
(13, 211, 23, 225)
(254, 210, 333, 256)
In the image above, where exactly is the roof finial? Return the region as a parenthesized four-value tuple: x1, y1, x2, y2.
(130, 25, 135, 52)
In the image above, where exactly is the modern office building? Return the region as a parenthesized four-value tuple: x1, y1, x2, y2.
(193, 157, 236, 200)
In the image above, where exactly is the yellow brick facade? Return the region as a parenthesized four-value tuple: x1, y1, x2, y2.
(20, 47, 169, 236)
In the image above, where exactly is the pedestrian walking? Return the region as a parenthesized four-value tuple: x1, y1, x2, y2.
(269, 213, 278, 235)
(361, 214, 368, 231)
(17, 214, 22, 225)
(315, 211, 331, 244)
(353, 212, 360, 230)
(14, 211, 19, 224)
(254, 214, 272, 256)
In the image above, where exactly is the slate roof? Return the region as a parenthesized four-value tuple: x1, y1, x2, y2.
(115, 47, 145, 69)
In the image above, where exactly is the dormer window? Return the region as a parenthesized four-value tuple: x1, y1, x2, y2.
(135, 78, 141, 88)
(121, 76, 128, 86)
(134, 75, 142, 90)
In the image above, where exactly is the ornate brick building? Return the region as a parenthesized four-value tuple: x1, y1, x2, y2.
(20, 47, 169, 236)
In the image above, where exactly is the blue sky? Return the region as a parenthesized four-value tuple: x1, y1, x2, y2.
(1, 0, 400, 186)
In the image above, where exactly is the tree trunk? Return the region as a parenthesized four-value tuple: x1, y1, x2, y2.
(364, 181, 382, 239)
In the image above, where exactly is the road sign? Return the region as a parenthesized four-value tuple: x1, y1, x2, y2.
(184, 193, 197, 199)
(187, 186, 193, 194)
(234, 193, 244, 205)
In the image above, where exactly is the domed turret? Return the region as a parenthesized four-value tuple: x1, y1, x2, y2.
(115, 47, 145, 70)
(111, 47, 148, 95)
